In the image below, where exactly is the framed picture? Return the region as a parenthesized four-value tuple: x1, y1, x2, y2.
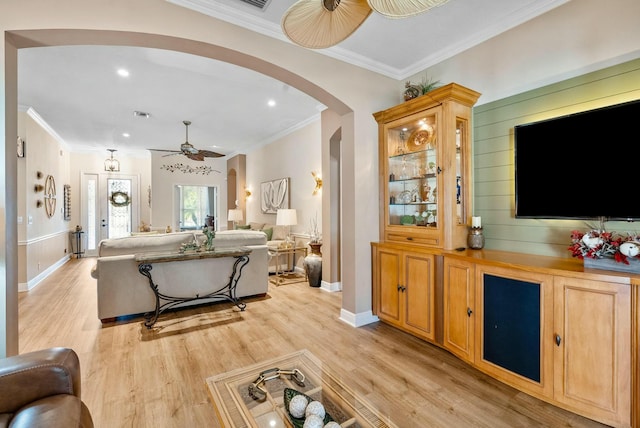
(260, 177, 289, 214)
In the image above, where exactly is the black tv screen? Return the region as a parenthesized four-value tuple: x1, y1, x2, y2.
(514, 98, 640, 221)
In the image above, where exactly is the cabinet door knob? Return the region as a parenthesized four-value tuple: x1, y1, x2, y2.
(397, 285, 403, 291)
(406, 236, 413, 241)
(555, 334, 562, 346)
(467, 307, 473, 317)
(437, 166, 442, 174)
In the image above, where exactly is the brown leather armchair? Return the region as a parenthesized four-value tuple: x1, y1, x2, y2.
(0, 347, 94, 428)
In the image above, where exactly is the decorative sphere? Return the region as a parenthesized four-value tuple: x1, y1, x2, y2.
(324, 422, 342, 428)
(582, 234, 603, 248)
(289, 395, 308, 418)
(303, 415, 324, 428)
(305, 401, 326, 419)
(620, 242, 640, 257)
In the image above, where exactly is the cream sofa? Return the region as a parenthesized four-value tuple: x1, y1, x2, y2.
(244, 222, 305, 272)
(91, 230, 269, 322)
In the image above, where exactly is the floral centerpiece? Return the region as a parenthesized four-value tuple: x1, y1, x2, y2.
(568, 229, 640, 266)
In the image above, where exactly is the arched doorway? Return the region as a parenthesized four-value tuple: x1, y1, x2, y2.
(3, 28, 356, 354)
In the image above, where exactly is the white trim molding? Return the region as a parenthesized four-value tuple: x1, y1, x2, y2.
(339, 308, 379, 328)
(19, 255, 70, 292)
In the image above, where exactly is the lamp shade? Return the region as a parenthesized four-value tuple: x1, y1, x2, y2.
(228, 209, 243, 222)
(276, 209, 297, 226)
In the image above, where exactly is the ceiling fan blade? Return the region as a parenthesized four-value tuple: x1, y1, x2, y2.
(186, 153, 205, 161)
(197, 149, 225, 158)
(148, 148, 181, 153)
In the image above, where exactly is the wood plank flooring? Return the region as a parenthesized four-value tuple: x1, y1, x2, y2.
(17, 258, 609, 428)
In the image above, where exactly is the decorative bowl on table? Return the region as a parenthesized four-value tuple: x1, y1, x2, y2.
(284, 388, 335, 428)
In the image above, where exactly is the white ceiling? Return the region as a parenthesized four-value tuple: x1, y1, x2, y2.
(17, 0, 566, 158)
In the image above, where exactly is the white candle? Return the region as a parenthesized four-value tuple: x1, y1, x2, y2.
(472, 216, 481, 228)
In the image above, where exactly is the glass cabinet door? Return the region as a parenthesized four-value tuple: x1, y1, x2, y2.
(455, 118, 467, 226)
(387, 112, 438, 229)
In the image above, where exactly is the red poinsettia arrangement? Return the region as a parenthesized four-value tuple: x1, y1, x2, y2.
(569, 230, 640, 264)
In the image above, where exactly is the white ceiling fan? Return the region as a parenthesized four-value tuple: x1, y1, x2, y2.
(150, 120, 224, 161)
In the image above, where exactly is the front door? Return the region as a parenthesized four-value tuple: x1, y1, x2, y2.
(81, 172, 139, 257)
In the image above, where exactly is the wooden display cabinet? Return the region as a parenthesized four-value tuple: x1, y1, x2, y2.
(373, 83, 481, 250)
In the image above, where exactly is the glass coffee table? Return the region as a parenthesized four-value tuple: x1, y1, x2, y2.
(206, 349, 397, 428)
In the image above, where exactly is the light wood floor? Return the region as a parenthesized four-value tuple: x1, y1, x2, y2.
(18, 258, 609, 428)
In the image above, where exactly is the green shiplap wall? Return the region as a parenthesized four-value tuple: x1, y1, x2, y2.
(472, 58, 640, 258)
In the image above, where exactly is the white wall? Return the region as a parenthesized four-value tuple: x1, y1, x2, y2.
(14, 110, 74, 291)
(246, 119, 323, 237)
(410, 0, 640, 108)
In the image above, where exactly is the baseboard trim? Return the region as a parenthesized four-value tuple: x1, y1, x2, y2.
(320, 280, 341, 292)
(339, 308, 379, 327)
(20, 255, 70, 292)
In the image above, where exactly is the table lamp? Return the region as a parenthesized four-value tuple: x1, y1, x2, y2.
(228, 209, 243, 229)
(276, 208, 297, 246)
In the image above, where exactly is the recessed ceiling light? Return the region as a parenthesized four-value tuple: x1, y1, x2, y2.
(267, 99, 276, 107)
(122, 133, 130, 138)
(117, 68, 130, 77)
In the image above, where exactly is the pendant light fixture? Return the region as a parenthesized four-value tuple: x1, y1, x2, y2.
(104, 149, 120, 172)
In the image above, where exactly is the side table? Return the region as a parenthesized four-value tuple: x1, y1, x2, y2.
(70, 230, 84, 258)
(268, 245, 308, 286)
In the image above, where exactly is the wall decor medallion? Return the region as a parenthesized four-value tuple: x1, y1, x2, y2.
(261, 177, 290, 214)
(44, 174, 56, 218)
(110, 191, 131, 207)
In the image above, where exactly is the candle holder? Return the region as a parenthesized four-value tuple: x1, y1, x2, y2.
(468, 227, 485, 249)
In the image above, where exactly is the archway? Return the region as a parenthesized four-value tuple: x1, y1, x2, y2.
(3, 28, 355, 355)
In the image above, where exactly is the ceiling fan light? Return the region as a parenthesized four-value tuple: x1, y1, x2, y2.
(282, 0, 372, 49)
(367, 0, 450, 18)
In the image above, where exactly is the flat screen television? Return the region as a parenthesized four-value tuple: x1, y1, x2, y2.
(514, 98, 640, 221)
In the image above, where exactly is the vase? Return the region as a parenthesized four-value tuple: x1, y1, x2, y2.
(583, 257, 640, 274)
(304, 243, 322, 287)
(467, 227, 485, 249)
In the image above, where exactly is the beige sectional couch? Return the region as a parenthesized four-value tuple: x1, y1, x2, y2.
(91, 230, 269, 322)
(243, 222, 303, 272)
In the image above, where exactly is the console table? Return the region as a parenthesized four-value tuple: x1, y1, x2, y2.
(136, 247, 251, 328)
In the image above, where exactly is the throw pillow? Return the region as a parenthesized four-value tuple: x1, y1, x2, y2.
(235, 224, 251, 230)
(262, 227, 273, 241)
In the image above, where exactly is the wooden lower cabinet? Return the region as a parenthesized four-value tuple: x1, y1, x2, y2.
(553, 275, 631, 427)
(443, 257, 475, 362)
(439, 253, 633, 427)
(372, 243, 436, 342)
